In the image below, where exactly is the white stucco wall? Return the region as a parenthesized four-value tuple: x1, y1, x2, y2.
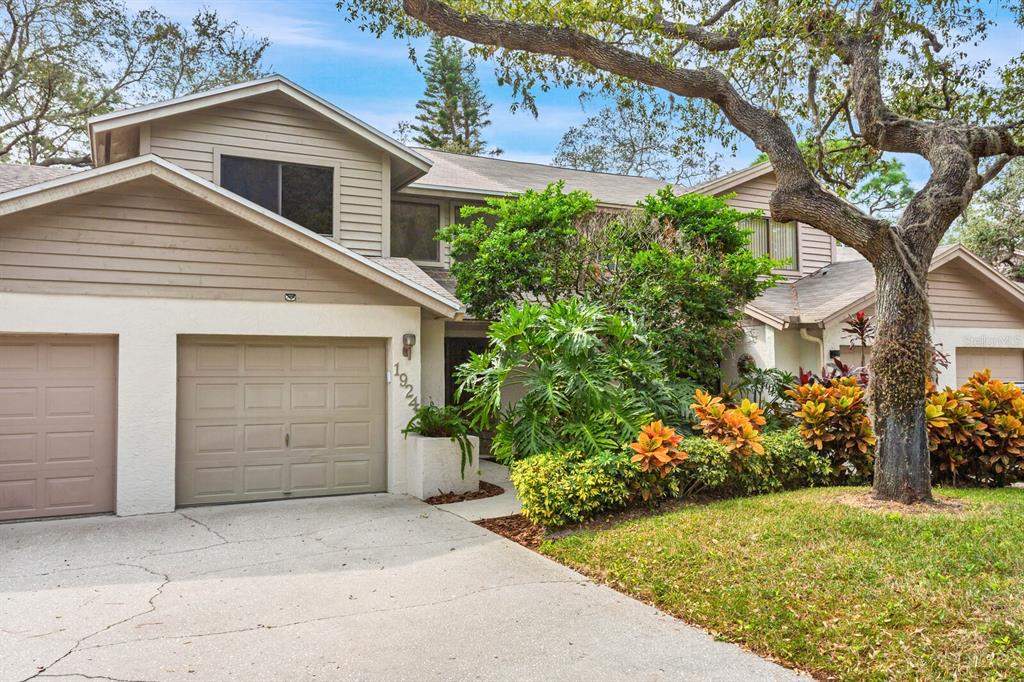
(420, 315, 446, 406)
(0, 292, 425, 516)
(723, 321, 775, 384)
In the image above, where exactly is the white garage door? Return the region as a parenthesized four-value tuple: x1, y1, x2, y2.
(956, 347, 1024, 387)
(176, 336, 386, 506)
(0, 335, 116, 521)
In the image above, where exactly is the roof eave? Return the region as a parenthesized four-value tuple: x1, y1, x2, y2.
(0, 155, 461, 318)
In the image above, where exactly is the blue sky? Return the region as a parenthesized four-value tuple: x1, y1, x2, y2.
(131, 0, 1022, 188)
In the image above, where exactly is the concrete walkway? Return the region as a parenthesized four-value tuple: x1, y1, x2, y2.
(437, 458, 522, 521)
(1, 495, 802, 681)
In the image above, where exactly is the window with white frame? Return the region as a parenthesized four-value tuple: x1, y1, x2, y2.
(742, 217, 799, 270)
(220, 155, 334, 236)
(391, 200, 441, 262)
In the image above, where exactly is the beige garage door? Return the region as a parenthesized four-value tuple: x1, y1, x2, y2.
(0, 335, 116, 521)
(176, 336, 386, 505)
(956, 347, 1024, 386)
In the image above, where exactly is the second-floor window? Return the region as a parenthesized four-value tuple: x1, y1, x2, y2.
(391, 201, 441, 262)
(742, 217, 799, 270)
(220, 155, 334, 237)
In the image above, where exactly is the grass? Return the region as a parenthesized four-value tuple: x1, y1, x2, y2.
(541, 487, 1024, 681)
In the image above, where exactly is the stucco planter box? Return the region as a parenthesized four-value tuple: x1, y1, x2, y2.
(406, 434, 480, 500)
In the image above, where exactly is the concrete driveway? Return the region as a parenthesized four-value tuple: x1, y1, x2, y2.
(1, 495, 801, 681)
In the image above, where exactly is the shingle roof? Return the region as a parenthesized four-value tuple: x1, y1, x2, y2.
(751, 245, 958, 324)
(372, 257, 462, 308)
(0, 164, 80, 194)
(408, 148, 676, 207)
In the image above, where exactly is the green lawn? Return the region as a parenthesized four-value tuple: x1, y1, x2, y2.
(541, 487, 1024, 681)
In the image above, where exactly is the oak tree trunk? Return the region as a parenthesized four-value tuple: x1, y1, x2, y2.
(868, 254, 933, 503)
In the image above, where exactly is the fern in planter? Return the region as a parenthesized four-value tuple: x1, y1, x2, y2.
(403, 403, 475, 478)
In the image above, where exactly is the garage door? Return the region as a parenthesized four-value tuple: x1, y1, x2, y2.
(0, 335, 116, 521)
(176, 336, 386, 505)
(956, 347, 1024, 386)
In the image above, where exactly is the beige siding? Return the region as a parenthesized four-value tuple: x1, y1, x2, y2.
(721, 172, 834, 278)
(0, 176, 408, 305)
(928, 262, 1024, 328)
(148, 91, 387, 256)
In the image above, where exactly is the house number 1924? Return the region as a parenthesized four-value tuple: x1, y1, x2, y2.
(393, 363, 420, 410)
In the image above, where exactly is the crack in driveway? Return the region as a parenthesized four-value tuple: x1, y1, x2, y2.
(19, 564, 170, 682)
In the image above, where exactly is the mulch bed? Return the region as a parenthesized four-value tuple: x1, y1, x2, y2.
(476, 514, 546, 549)
(476, 496, 724, 551)
(424, 480, 504, 505)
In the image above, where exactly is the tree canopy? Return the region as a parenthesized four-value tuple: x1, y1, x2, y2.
(343, 0, 1024, 503)
(553, 91, 724, 183)
(439, 183, 778, 386)
(1, 0, 269, 166)
(398, 35, 499, 155)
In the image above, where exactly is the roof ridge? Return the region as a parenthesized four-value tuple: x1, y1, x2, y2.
(413, 147, 673, 183)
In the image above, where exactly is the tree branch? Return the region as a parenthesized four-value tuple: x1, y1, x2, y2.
(402, 0, 887, 254)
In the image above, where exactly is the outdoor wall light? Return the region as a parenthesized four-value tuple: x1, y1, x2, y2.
(402, 333, 416, 359)
(284, 292, 297, 302)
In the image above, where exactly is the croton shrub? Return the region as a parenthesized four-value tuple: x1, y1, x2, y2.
(927, 370, 1024, 486)
(785, 378, 876, 481)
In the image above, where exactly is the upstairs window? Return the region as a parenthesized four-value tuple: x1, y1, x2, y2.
(220, 155, 334, 236)
(742, 217, 799, 270)
(391, 201, 441, 262)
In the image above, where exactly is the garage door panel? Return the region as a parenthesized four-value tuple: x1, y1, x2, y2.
(956, 347, 1024, 386)
(0, 335, 116, 521)
(177, 337, 386, 505)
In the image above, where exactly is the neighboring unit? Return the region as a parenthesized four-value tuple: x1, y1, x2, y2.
(1, 75, 1021, 521)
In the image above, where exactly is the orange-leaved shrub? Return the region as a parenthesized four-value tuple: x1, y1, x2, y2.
(628, 420, 689, 500)
(691, 390, 766, 457)
(928, 370, 1024, 485)
(629, 420, 688, 477)
(784, 378, 875, 480)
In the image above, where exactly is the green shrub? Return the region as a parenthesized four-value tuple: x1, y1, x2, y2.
(738, 428, 834, 494)
(674, 429, 831, 497)
(510, 451, 638, 527)
(674, 436, 732, 496)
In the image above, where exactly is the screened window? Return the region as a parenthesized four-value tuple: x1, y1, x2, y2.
(454, 202, 499, 229)
(220, 155, 334, 236)
(391, 201, 441, 262)
(742, 217, 798, 270)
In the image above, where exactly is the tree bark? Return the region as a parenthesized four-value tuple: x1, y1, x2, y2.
(868, 252, 933, 503)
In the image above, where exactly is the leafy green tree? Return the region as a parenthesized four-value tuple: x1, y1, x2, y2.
(438, 181, 596, 319)
(342, 0, 1024, 502)
(455, 298, 692, 462)
(400, 35, 499, 155)
(553, 91, 726, 183)
(955, 159, 1024, 280)
(440, 183, 778, 386)
(0, 0, 269, 166)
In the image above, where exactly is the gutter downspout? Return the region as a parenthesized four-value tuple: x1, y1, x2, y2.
(800, 327, 825, 370)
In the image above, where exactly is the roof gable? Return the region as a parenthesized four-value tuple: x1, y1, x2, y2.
(87, 76, 431, 187)
(747, 244, 1024, 329)
(0, 155, 462, 317)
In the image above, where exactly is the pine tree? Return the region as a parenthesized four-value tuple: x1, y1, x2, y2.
(403, 37, 500, 156)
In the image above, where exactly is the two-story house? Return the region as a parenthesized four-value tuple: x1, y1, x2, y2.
(2, 75, 1023, 521)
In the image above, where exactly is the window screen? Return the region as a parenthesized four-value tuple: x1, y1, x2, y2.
(391, 201, 441, 261)
(741, 217, 798, 270)
(220, 155, 334, 236)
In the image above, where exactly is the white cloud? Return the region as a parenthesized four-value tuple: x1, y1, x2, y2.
(123, 0, 400, 58)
